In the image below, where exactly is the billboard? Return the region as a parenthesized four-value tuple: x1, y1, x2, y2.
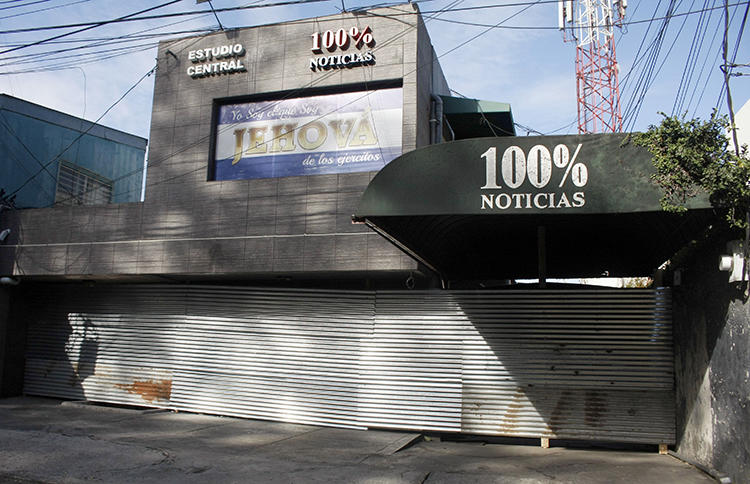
(213, 87, 402, 180)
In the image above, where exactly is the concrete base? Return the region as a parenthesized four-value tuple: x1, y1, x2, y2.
(0, 397, 715, 484)
(672, 231, 750, 483)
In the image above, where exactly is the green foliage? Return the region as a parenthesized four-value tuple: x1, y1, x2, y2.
(622, 276, 653, 288)
(633, 112, 750, 228)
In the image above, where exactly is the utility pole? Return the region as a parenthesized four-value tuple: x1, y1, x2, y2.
(559, 0, 626, 134)
(722, 0, 741, 158)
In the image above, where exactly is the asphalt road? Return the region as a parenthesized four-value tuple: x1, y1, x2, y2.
(0, 396, 715, 483)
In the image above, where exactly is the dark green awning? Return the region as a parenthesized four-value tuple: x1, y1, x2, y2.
(354, 134, 714, 282)
(440, 96, 515, 138)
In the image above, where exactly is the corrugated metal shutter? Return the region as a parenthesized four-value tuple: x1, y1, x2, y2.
(370, 289, 674, 443)
(23, 285, 674, 443)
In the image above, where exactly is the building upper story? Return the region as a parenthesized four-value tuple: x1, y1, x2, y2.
(0, 4, 514, 284)
(0, 94, 146, 209)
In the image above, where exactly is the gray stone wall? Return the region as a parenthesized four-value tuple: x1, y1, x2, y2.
(0, 4, 449, 279)
(672, 233, 750, 483)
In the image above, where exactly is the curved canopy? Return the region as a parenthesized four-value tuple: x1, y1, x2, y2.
(354, 134, 713, 282)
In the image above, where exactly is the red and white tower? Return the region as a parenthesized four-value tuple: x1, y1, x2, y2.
(559, 0, 626, 134)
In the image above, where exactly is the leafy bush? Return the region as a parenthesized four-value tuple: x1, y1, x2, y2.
(633, 112, 750, 228)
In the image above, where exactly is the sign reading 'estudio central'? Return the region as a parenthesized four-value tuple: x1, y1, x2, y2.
(187, 44, 247, 78)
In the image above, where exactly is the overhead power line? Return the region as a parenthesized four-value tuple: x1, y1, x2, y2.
(0, 0, 331, 35)
(0, 0, 90, 22)
(7, 65, 157, 199)
(0, 0, 181, 56)
(42, 1, 485, 204)
(1, 0, 745, 37)
(0, 0, 54, 11)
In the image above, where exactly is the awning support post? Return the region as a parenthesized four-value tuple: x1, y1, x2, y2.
(538, 226, 547, 288)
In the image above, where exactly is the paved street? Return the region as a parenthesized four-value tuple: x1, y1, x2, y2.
(0, 397, 714, 483)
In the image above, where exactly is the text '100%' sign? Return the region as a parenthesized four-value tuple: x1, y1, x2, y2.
(480, 144, 588, 190)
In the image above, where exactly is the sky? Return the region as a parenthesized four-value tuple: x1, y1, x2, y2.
(0, 0, 748, 142)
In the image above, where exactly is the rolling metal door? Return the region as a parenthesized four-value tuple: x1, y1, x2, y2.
(23, 285, 674, 443)
(372, 290, 674, 443)
(24, 285, 374, 428)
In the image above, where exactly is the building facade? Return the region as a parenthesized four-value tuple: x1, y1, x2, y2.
(1, 4, 723, 461)
(1, 4, 455, 281)
(0, 94, 146, 210)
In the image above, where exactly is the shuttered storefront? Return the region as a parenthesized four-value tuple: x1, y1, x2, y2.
(24, 285, 674, 443)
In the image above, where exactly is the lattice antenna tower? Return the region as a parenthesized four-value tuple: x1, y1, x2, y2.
(559, 0, 626, 134)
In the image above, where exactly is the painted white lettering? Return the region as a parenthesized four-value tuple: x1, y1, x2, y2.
(556, 192, 571, 208)
(527, 145, 552, 188)
(481, 147, 501, 189)
(533, 193, 549, 209)
(495, 193, 512, 210)
(502, 146, 526, 189)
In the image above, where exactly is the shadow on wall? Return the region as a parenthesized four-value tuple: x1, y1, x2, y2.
(21, 285, 174, 408)
(66, 315, 99, 394)
(454, 288, 676, 445)
(671, 231, 750, 483)
(21, 289, 98, 401)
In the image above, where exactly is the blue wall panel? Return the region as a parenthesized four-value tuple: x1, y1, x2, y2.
(0, 99, 145, 208)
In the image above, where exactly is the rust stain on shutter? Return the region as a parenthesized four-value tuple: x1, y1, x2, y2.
(116, 379, 172, 403)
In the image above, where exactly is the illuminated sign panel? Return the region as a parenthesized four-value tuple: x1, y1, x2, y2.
(212, 87, 402, 180)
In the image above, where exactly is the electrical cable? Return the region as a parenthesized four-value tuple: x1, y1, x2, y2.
(7, 65, 157, 199)
(671, 0, 712, 115)
(1, 0, 745, 37)
(687, 7, 724, 115)
(0, 112, 57, 201)
(412, 1, 749, 29)
(0, 111, 59, 187)
(49, 1, 514, 203)
(24, 0, 748, 204)
(0, 0, 332, 35)
(714, 1, 745, 111)
(0, 0, 182, 56)
(2, 0, 744, 79)
(435, 0, 541, 61)
(0, 0, 53, 11)
(0, 0, 90, 22)
(622, 1, 679, 132)
(544, 117, 579, 135)
(41, 0, 585, 203)
(206, 0, 225, 31)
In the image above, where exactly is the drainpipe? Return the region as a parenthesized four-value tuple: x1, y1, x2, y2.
(430, 94, 443, 144)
